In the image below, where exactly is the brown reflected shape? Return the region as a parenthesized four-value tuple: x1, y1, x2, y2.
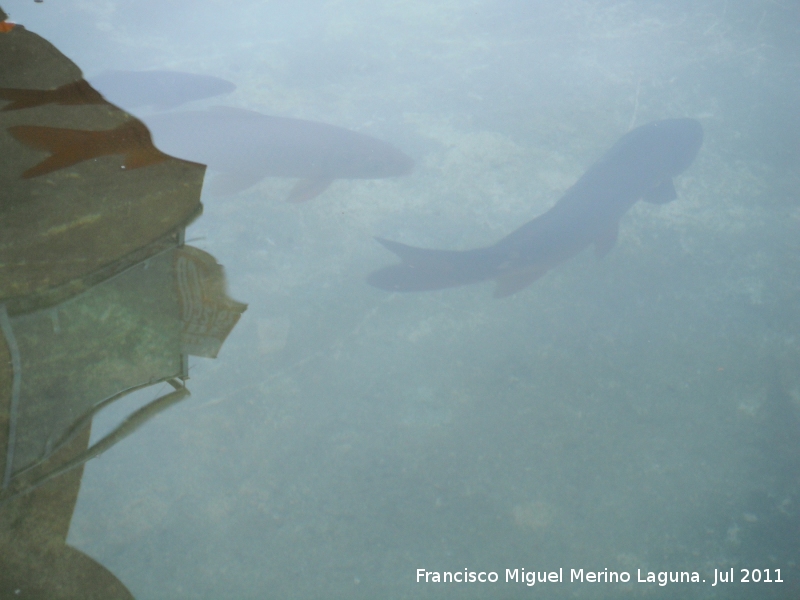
(10, 119, 172, 178)
(0, 79, 107, 111)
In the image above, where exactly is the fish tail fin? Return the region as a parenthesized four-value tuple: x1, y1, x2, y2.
(367, 237, 495, 292)
(9, 125, 96, 178)
(10, 122, 170, 177)
(114, 120, 171, 170)
(0, 88, 45, 111)
(123, 147, 171, 170)
(9, 124, 83, 152)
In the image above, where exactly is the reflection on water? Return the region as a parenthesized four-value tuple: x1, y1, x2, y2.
(1, 1, 800, 599)
(88, 70, 236, 111)
(0, 17, 244, 597)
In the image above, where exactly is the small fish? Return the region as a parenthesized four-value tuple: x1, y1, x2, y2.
(143, 106, 414, 201)
(368, 119, 703, 297)
(89, 70, 236, 110)
(0, 79, 106, 111)
(9, 118, 174, 178)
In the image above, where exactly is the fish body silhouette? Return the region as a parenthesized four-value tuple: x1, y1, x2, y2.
(368, 118, 703, 297)
(9, 119, 172, 178)
(142, 106, 414, 201)
(89, 70, 236, 110)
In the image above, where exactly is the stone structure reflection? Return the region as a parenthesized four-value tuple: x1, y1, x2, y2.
(0, 9, 245, 597)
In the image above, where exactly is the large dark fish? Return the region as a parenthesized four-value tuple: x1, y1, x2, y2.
(368, 118, 703, 297)
(142, 106, 414, 201)
(89, 70, 236, 110)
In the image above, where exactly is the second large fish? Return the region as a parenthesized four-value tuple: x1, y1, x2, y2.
(368, 119, 703, 297)
(143, 106, 413, 201)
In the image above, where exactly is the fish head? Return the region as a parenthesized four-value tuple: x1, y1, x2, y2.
(651, 118, 704, 175)
(605, 118, 703, 198)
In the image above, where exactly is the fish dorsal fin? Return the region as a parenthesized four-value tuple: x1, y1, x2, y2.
(643, 179, 677, 204)
(493, 266, 548, 298)
(594, 222, 619, 258)
(287, 175, 334, 202)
